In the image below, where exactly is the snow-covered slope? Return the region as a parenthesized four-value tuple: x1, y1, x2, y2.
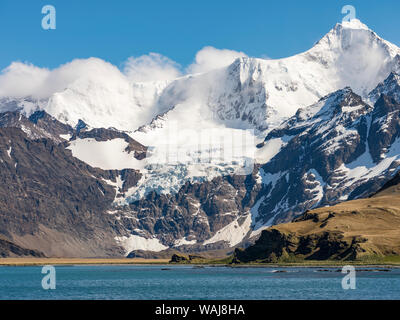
(95, 19, 397, 205)
(251, 76, 400, 233)
(136, 19, 400, 135)
(2, 20, 399, 135)
(1, 19, 400, 254)
(47, 77, 171, 131)
(0, 58, 172, 131)
(114, 19, 400, 196)
(369, 72, 400, 104)
(0, 97, 47, 115)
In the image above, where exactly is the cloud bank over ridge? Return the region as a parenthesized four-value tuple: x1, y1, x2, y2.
(0, 47, 248, 100)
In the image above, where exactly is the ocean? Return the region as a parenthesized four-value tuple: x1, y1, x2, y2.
(0, 265, 399, 300)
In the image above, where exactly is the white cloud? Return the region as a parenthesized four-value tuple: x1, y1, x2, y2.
(0, 48, 251, 130)
(0, 58, 158, 129)
(0, 58, 129, 100)
(123, 53, 182, 82)
(0, 48, 249, 100)
(0, 62, 50, 98)
(187, 46, 248, 74)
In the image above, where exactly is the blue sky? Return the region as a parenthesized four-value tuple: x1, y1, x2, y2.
(0, 0, 399, 70)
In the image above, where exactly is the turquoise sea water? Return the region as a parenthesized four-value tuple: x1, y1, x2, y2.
(0, 265, 399, 300)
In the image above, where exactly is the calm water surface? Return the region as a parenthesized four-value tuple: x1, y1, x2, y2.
(0, 265, 399, 300)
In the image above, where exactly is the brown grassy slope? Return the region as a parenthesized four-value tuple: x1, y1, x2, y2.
(0, 258, 170, 266)
(233, 178, 400, 262)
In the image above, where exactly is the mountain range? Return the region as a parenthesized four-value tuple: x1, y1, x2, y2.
(233, 169, 400, 263)
(1, 19, 400, 258)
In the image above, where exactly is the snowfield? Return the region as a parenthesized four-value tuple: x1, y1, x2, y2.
(115, 234, 168, 254)
(67, 138, 144, 170)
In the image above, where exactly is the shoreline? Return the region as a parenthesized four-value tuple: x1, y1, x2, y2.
(0, 258, 170, 266)
(1, 258, 400, 268)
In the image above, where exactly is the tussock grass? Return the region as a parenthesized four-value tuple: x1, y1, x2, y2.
(0, 258, 170, 266)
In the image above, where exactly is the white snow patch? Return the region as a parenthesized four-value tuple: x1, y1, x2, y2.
(174, 238, 197, 247)
(338, 134, 400, 187)
(102, 175, 125, 203)
(304, 169, 325, 204)
(203, 214, 252, 247)
(249, 225, 269, 239)
(255, 137, 288, 163)
(66, 138, 144, 170)
(59, 133, 72, 140)
(259, 168, 285, 189)
(6, 146, 11, 158)
(115, 234, 168, 255)
(107, 210, 119, 215)
(249, 196, 269, 238)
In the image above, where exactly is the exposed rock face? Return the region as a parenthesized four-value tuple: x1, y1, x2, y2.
(170, 253, 190, 263)
(114, 170, 261, 248)
(252, 81, 400, 229)
(233, 173, 400, 263)
(1, 75, 400, 258)
(1, 22, 400, 258)
(2, 85, 400, 257)
(0, 126, 129, 257)
(0, 109, 261, 255)
(0, 236, 45, 258)
(119, 169, 143, 193)
(169, 253, 206, 263)
(368, 72, 400, 104)
(368, 95, 400, 162)
(254, 88, 372, 225)
(233, 229, 367, 263)
(127, 249, 178, 259)
(0, 110, 73, 143)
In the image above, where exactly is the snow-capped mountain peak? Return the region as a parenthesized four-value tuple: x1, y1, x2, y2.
(0, 19, 399, 136)
(2, 18, 400, 255)
(307, 19, 399, 96)
(199, 19, 400, 131)
(339, 18, 370, 30)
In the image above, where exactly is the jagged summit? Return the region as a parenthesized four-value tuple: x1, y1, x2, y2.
(305, 87, 367, 120)
(200, 19, 400, 131)
(312, 18, 399, 59)
(338, 18, 370, 30)
(369, 71, 400, 103)
(253, 81, 400, 229)
(0, 19, 399, 134)
(1, 19, 400, 256)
